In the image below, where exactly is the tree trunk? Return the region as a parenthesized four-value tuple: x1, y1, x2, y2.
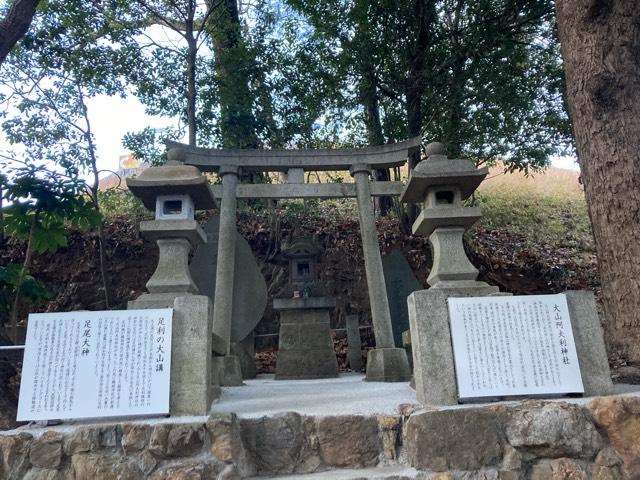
(9, 217, 36, 343)
(79, 86, 111, 309)
(0, 0, 40, 65)
(186, 34, 198, 147)
(359, 62, 391, 215)
(405, 0, 436, 167)
(444, 54, 466, 158)
(208, 0, 259, 150)
(555, 0, 640, 362)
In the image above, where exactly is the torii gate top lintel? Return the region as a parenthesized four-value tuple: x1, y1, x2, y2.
(165, 136, 422, 173)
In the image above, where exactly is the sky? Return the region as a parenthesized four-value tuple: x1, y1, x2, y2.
(84, 95, 176, 178)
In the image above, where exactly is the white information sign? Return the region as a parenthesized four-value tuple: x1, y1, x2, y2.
(17, 309, 172, 421)
(448, 294, 583, 400)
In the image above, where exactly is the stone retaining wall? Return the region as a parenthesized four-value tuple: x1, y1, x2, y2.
(0, 395, 638, 479)
(406, 395, 638, 479)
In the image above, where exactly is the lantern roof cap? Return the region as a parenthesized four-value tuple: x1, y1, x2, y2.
(126, 163, 216, 211)
(400, 142, 488, 203)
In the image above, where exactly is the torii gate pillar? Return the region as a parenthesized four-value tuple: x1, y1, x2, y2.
(211, 165, 243, 386)
(351, 164, 412, 382)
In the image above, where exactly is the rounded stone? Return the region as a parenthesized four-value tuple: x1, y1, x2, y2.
(505, 402, 603, 460)
(424, 142, 446, 157)
(121, 424, 151, 454)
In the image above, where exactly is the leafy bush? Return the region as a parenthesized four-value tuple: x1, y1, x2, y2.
(98, 190, 150, 220)
(0, 265, 50, 324)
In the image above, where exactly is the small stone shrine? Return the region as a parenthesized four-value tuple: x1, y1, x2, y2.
(273, 237, 339, 379)
(401, 142, 613, 405)
(126, 163, 216, 416)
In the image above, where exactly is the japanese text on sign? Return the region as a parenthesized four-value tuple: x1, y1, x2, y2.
(448, 294, 583, 400)
(17, 309, 172, 422)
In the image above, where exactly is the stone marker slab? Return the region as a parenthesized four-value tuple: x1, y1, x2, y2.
(564, 290, 613, 396)
(190, 215, 267, 342)
(449, 294, 584, 400)
(18, 309, 172, 421)
(128, 294, 214, 415)
(231, 332, 257, 379)
(381, 249, 422, 348)
(171, 295, 214, 414)
(409, 287, 612, 407)
(346, 314, 363, 371)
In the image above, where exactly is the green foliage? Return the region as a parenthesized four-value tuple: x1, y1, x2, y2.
(1, 162, 101, 253)
(0, 264, 50, 323)
(122, 126, 182, 166)
(0, 0, 135, 177)
(97, 189, 150, 220)
(89, 0, 573, 175)
(282, 0, 571, 171)
(475, 189, 591, 249)
(275, 198, 358, 225)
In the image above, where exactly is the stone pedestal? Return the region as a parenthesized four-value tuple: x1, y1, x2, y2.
(365, 348, 413, 382)
(129, 219, 214, 415)
(129, 294, 213, 416)
(408, 286, 613, 406)
(427, 227, 480, 286)
(407, 284, 500, 405)
(139, 220, 205, 294)
(274, 297, 338, 380)
(212, 355, 244, 387)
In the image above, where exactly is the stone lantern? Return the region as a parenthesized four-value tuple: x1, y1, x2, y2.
(126, 163, 216, 416)
(273, 237, 338, 379)
(400, 142, 488, 288)
(127, 164, 216, 298)
(401, 142, 501, 407)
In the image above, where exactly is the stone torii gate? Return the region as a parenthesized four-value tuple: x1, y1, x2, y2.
(166, 137, 420, 384)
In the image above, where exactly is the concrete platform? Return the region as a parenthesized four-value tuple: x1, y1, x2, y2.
(250, 465, 420, 479)
(211, 373, 417, 418)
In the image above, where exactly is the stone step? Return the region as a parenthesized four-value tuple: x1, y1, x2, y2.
(249, 465, 420, 480)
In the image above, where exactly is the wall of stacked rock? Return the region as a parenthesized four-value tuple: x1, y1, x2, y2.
(0, 395, 638, 479)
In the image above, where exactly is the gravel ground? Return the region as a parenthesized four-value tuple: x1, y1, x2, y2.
(211, 373, 418, 418)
